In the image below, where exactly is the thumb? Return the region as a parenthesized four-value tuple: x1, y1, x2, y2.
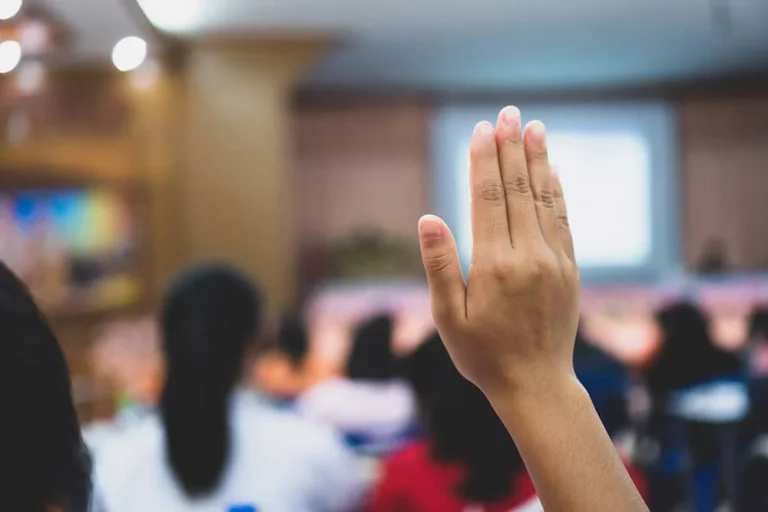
(418, 215, 466, 326)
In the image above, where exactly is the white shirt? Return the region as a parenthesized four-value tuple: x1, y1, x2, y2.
(296, 378, 416, 446)
(92, 391, 365, 512)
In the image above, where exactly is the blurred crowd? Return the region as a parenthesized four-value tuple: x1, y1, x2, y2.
(76, 264, 768, 512)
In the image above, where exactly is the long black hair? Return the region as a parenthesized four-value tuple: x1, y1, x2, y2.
(159, 264, 262, 497)
(405, 332, 525, 503)
(0, 263, 92, 512)
(346, 313, 400, 381)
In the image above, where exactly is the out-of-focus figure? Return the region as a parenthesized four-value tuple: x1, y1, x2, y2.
(92, 264, 364, 512)
(697, 238, 730, 275)
(297, 313, 416, 453)
(254, 312, 312, 401)
(644, 302, 745, 512)
(0, 262, 92, 512)
(368, 332, 537, 512)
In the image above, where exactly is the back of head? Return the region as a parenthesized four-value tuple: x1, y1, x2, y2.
(0, 263, 91, 512)
(160, 264, 261, 497)
(749, 307, 768, 341)
(277, 312, 309, 369)
(405, 333, 524, 503)
(649, 301, 740, 392)
(346, 313, 398, 381)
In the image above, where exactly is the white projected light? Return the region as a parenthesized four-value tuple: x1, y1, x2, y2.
(548, 133, 651, 267)
(0, 0, 22, 20)
(112, 36, 147, 72)
(0, 41, 22, 74)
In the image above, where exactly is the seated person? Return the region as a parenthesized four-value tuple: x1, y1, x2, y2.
(368, 333, 537, 512)
(644, 302, 743, 512)
(255, 312, 312, 401)
(93, 264, 364, 512)
(0, 262, 92, 512)
(297, 313, 416, 453)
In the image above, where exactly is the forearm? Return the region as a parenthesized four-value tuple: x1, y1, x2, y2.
(489, 373, 648, 512)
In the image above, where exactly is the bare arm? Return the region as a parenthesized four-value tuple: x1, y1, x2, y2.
(491, 373, 646, 511)
(417, 106, 648, 511)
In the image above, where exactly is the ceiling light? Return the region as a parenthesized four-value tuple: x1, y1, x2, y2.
(0, 41, 22, 74)
(136, 0, 203, 33)
(112, 36, 147, 72)
(0, 0, 23, 20)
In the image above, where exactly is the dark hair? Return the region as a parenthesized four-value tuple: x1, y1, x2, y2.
(346, 313, 399, 381)
(749, 307, 768, 340)
(405, 333, 525, 502)
(159, 264, 262, 497)
(277, 312, 309, 369)
(0, 263, 92, 512)
(647, 301, 741, 395)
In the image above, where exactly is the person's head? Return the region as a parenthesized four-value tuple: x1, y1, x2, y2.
(656, 301, 713, 353)
(346, 313, 399, 381)
(749, 307, 768, 343)
(277, 312, 309, 369)
(0, 262, 91, 512)
(405, 332, 525, 503)
(159, 264, 262, 497)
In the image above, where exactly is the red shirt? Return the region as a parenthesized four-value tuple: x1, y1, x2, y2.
(368, 440, 648, 512)
(368, 441, 537, 512)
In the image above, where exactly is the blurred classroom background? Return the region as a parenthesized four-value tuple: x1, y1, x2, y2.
(1, 0, 768, 510)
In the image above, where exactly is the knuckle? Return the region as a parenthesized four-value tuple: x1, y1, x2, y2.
(488, 259, 514, 281)
(424, 252, 454, 275)
(477, 180, 505, 204)
(536, 189, 556, 209)
(500, 135, 523, 150)
(503, 174, 532, 197)
(525, 254, 557, 282)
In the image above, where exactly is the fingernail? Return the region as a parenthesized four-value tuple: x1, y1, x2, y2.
(473, 121, 494, 139)
(527, 120, 547, 145)
(499, 106, 521, 128)
(419, 215, 444, 246)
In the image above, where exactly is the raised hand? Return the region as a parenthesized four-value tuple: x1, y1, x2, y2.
(417, 106, 648, 512)
(417, 106, 579, 397)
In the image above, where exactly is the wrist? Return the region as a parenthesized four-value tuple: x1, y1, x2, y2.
(484, 366, 587, 416)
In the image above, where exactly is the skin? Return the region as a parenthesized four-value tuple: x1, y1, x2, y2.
(417, 106, 648, 512)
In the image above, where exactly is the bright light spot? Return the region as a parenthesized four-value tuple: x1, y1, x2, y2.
(16, 60, 45, 95)
(0, 0, 22, 20)
(136, 0, 205, 33)
(0, 41, 22, 74)
(112, 36, 147, 72)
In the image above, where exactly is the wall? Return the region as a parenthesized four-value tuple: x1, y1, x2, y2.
(680, 94, 768, 270)
(293, 93, 768, 277)
(293, 100, 431, 286)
